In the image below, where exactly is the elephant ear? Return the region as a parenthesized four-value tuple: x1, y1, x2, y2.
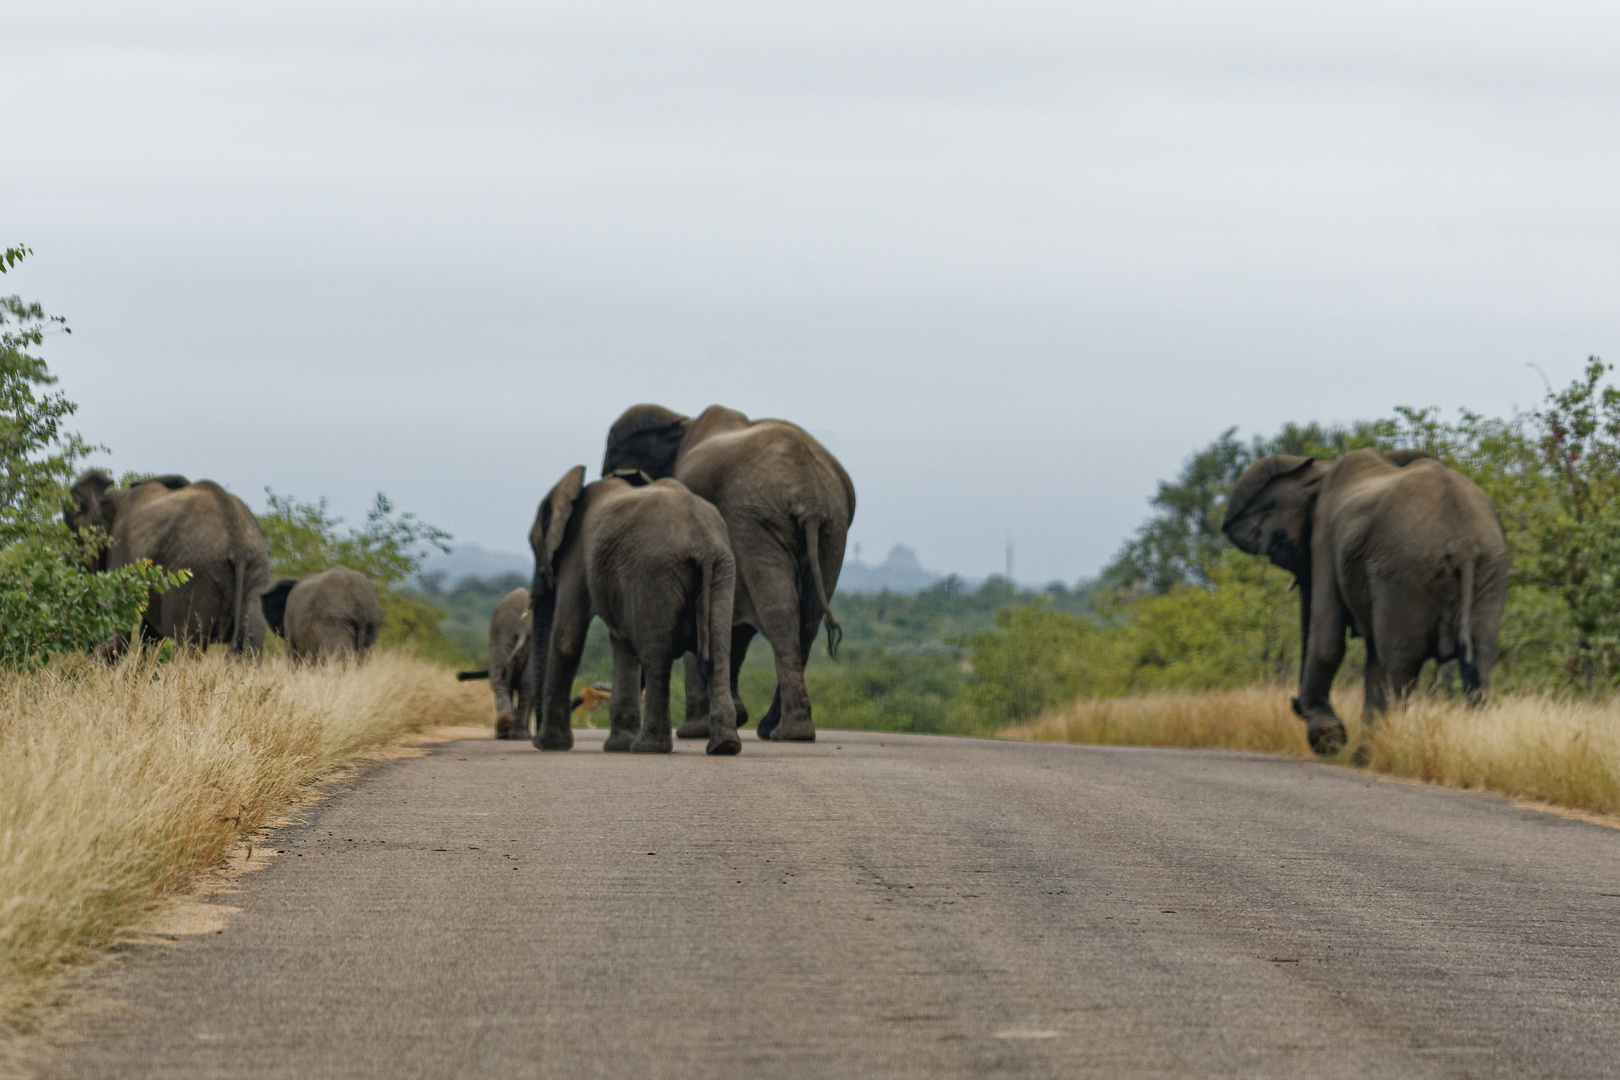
(602, 404, 688, 478)
(1385, 449, 1435, 467)
(259, 578, 299, 638)
(531, 466, 588, 591)
(1221, 455, 1315, 533)
(67, 469, 116, 531)
(142, 474, 190, 490)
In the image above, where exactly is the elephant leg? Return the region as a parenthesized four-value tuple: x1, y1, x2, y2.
(743, 557, 814, 742)
(510, 660, 534, 742)
(630, 648, 675, 754)
(1356, 621, 1428, 765)
(492, 677, 517, 739)
(676, 652, 710, 739)
(535, 602, 589, 752)
(604, 638, 642, 752)
(705, 618, 741, 757)
(1293, 596, 1349, 756)
(730, 623, 756, 729)
(1461, 576, 1505, 706)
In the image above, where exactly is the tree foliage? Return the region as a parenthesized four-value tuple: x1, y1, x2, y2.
(0, 247, 185, 669)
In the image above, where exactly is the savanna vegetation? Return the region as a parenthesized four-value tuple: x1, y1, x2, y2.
(0, 248, 486, 1032)
(0, 650, 486, 1027)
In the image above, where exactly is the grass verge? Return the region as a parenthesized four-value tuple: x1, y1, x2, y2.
(1001, 686, 1620, 818)
(0, 649, 487, 1029)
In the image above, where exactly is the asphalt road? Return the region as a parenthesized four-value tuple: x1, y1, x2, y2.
(39, 729, 1620, 1079)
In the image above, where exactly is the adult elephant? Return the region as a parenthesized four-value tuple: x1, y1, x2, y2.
(65, 470, 272, 653)
(259, 566, 383, 661)
(602, 404, 855, 742)
(527, 466, 740, 755)
(455, 587, 533, 739)
(1221, 448, 1509, 759)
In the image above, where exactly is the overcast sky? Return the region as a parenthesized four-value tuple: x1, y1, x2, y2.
(5, 1, 1618, 583)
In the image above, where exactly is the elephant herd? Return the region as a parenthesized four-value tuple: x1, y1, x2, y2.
(63, 471, 383, 661)
(62, 408, 1510, 762)
(463, 403, 856, 755)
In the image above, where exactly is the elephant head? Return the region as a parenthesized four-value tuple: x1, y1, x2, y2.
(65, 471, 193, 570)
(1220, 455, 1330, 577)
(64, 469, 119, 568)
(259, 578, 299, 639)
(602, 404, 688, 478)
(528, 466, 587, 715)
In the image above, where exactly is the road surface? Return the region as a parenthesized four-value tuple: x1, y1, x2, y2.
(38, 729, 1620, 1078)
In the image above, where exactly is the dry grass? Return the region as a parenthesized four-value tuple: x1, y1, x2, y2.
(1366, 694, 1620, 817)
(1002, 686, 1620, 818)
(1000, 686, 1344, 757)
(0, 649, 488, 1027)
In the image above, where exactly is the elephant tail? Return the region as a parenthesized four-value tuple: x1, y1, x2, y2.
(696, 555, 717, 665)
(798, 514, 841, 660)
(457, 669, 492, 682)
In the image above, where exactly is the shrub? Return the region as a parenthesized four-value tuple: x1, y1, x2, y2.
(0, 246, 184, 668)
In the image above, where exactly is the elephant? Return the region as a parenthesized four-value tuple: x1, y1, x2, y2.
(528, 465, 740, 755)
(64, 470, 272, 653)
(455, 587, 534, 739)
(602, 404, 855, 742)
(1221, 448, 1509, 759)
(259, 566, 383, 661)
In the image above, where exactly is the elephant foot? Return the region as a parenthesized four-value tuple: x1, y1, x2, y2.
(534, 725, 574, 751)
(768, 719, 816, 742)
(751, 696, 777, 738)
(603, 729, 635, 752)
(1292, 697, 1346, 757)
(733, 697, 749, 728)
(674, 718, 710, 740)
(1305, 718, 1347, 757)
(707, 729, 742, 755)
(494, 711, 515, 739)
(630, 731, 673, 754)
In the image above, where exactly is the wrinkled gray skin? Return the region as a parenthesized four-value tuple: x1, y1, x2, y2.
(259, 566, 383, 662)
(602, 404, 855, 742)
(488, 587, 532, 740)
(65, 470, 271, 653)
(529, 466, 740, 756)
(1222, 448, 1509, 760)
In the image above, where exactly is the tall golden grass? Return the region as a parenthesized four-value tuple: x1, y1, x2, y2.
(0, 650, 487, 1026)
(1002, 687, 1620, 818)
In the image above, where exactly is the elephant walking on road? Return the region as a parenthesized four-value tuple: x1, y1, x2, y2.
(528, 466, 740, 755)
(65, 470, 272, 653)
(602, 404, 855, 742)
(455, 587, 533, 739)
(260, 566, 383, 661)
(1222, 448, 1509, 759)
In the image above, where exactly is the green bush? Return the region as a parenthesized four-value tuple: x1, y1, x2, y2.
(0, 245, 185, 669)
(258, 490, 455, 661)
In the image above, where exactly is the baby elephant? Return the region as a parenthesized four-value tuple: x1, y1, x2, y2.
(456, 588, 534, 739)
(260, 566, 383, 661)
(529, 466, 740, 755)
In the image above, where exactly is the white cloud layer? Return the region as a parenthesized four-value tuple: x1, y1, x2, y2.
(5, 1, 1617, 581)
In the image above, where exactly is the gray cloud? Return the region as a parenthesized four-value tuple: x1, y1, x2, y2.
(5, 0, 1617, 582)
